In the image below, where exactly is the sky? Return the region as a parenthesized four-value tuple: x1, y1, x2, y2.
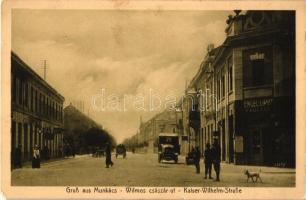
(12, 9, 231, 143)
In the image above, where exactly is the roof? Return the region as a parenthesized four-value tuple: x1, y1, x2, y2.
(11, 51, 65, 101)
(188, 45, 221, 89)
(208, 46, 222, 57)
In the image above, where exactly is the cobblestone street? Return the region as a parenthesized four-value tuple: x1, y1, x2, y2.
(11, 152, 295, 187)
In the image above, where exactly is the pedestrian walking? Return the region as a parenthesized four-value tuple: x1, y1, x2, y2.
(32, 145, 41, 168)
(194, 146, 201, 174)
(203, 143, 213, 179)
(211, 138, 221, 181)
(105, 142, 114, 168)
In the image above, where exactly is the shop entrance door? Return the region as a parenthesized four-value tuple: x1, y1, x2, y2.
(250, 128, 263, 165)
(228, 116, 234, 163)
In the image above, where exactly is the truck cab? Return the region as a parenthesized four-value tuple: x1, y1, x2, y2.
(158, 133, 180, 163)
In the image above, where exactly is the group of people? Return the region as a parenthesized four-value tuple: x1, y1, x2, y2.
(191, 138, 221, 182)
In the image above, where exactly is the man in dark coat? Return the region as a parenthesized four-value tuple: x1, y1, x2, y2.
(194, 146, 201, 174)
(211, 138, 221, 181)
(105, 142, 114, 168)
(204, 143, 213, 179)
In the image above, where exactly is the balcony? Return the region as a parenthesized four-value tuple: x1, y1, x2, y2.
(188, 105, 201, 129)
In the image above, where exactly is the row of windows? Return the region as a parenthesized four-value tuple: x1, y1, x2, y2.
(202, 56, 233, 111)
(217, 56, 233, 101)
(12, 75, 63, 122)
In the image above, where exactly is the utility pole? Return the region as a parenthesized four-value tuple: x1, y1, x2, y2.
(42, 60, 47, 81)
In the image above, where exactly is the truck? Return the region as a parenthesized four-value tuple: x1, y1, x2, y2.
(158, 133, 180, 163)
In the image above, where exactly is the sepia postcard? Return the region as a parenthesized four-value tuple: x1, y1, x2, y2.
(1, 0, 305, 199)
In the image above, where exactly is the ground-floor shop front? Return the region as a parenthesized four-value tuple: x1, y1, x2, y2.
(232, 97, 294, 167)
(11, 111, 64, 164)
(199, 96, 295, 167)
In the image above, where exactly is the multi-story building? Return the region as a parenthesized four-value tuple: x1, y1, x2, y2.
(136, 110, 178, 153)
(184, 11, 295, 167)
(11, 52, 65, 162)
(184, 45, 221, 155)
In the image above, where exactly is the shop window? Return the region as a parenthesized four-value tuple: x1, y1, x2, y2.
(252, 130, 261, 154)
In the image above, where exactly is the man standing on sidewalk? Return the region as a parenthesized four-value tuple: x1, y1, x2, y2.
(204, 143, 213, 179)
(211, 138, 221, 181)
(194, 146, 201, 174)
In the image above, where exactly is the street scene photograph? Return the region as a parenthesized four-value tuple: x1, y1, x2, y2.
(10, 9, 296, 187)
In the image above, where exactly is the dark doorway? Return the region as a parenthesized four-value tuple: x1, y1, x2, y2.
(29, 124, 33, 157)
(228, 115, 234, 163)
(11, 121, 16, 151)
(262, 127, 274, 166)
(247, 127, 263, 165)
(18, 123, 22, 155)
(221, 119, 226, 161)
(23, 123, 28, 160)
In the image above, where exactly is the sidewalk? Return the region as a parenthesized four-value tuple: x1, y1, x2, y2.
(219, 163, 295, 174)
(178, 155, 295, 174)
(16, 154, 91, 169)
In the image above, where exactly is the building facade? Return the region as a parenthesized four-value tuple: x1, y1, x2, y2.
(136, 110, 179, 153)
(184, 11, 295, 167)
(11, 52, 65, 162)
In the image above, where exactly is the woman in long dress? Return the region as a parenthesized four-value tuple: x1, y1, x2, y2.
(32, 145, 41, 168)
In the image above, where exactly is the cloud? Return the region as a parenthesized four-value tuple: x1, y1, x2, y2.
(12, 10, 231, 143)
